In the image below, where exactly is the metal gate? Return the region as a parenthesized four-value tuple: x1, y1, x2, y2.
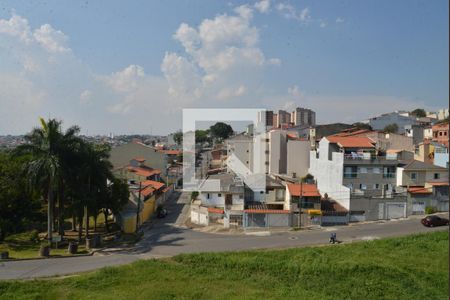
(412, 202, 425, 214)
(386, 203, 406, 219)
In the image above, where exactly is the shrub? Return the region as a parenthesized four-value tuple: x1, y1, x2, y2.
(425, 206, 437, 214)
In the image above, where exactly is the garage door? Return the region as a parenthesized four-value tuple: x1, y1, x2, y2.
(386, 203, 406, 219)
(412, 202, 425, 214)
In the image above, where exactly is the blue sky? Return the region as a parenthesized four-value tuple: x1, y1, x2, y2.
(0, 0, 448, 135)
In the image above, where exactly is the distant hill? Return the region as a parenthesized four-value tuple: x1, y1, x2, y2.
(315, 123, 353, 139)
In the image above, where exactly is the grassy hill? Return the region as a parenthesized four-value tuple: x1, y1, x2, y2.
(0, 231, 448, 299)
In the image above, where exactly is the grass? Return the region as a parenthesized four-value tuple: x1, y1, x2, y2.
(0, 231, 448, 299)
(0, 231, 89, 259)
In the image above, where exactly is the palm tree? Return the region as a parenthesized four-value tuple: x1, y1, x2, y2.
(15, 118, 81, 243)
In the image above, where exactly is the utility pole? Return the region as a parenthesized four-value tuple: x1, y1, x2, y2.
(298, 181, 303, 229)
(136, 182, 142, 233)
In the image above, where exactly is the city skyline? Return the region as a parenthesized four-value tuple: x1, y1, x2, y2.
(0, 0, 448, 135)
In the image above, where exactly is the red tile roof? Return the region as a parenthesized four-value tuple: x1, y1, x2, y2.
(427, 181, 449, 186)
(141, 186, 155, 197)
(408, 187, 432, 194)
(141, 180, 165, 191)
(287, 183, 321, 197)
(332, 129, 373, 137)
(208, 207, 224, 214)
(158, 149, 182, 155)
(132, 157, 146, 162)
(326, 136, 375, 148)
(244, 209, 290, 214)
(127, 166, 161, 177)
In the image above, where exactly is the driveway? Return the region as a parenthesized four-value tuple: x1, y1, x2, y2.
(0, 192, 447, 280)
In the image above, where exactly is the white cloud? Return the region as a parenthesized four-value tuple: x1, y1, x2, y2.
(79, 90, 92, 104)
(103, 65, 145, 93)
(320, 21, 327, 28)
(336, 17, 345, 23)
(276, 4, 311, 23)
(0, 13, 32, 43)
(164, 6, 280, 102)
(33, 24, 71, 53)
(288, 85, 304, 99)
(254, 0, 270, 13)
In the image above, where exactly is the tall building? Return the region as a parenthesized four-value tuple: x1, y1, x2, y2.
(291, 107, 316, 126)
(276, 110, 291, 128)
(257, 110, 274, 127)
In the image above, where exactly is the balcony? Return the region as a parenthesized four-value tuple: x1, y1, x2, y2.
(344, 173, 358, 179)
(382, 173, 396, 178)
(344, 155, 399, 165)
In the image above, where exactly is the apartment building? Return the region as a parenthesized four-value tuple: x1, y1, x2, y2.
(291, 107, 316, 127)
(432, 122, 449, 147)
(309, 136, 409, 220)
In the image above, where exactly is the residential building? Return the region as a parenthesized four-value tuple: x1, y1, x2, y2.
(309, 136, 409, 220)
(225, 134, 253, 173)
(114, 158, 162, 183)
(291, 107, 316, 127)
(266, 130, 310, 178)
(197, 173, 245, 210)
(432, 122, 449, 147)
(437, 108, 449, 120)
(423, 126, 433, 139)
(110, 141, 168, 181)
(407, 180, 449, 214)
(404, 124, 425, 145)
(433, 143, 449, 168)
(258, 110, 274, 128)
(396, 160, 448, 187)
(332, 128, 414, 152)
(369, 111, 418, 134)
(275, 110, 291, 128)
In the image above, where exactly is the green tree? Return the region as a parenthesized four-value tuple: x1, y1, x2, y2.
(0, 151, 43, 240)
(173, 131, 183, 146)
(352, 122, 373, 131)
(383, 123, 399, 134)
(209, 122, 233, 142)
(411, 108, 426, 118)
(195, 130, 209, 144)
(15, 118, 66, 243)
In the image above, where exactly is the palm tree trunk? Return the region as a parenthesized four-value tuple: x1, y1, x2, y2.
(72, 213, 77, 231)
(47, 178, 54, 245)
(58, 177, 65, 237)
(77, 209, 83, 242)
(103, 209, 109, 233)
(85, 205, 89, 239)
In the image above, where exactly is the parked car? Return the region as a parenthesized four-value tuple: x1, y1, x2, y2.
(420, 215, 449, 227)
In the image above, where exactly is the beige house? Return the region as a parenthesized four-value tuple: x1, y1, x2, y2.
(396, 160, 448, 187)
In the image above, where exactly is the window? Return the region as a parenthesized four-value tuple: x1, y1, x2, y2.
(218, 193, 222, 197)
(360, 184, 367, 190)
(344, 166, 358, 178)
(434, 173, 440, 179)
(239, 194, 243, 199)
(260, 191, 264, 194)
(411, 173, 417, 180)
(373, 167, 380, 174)
(359, 167, 367, 174)
(207, 193, 210, 199)
(439, 132, 443, 136)
(373, 184, 380, 189)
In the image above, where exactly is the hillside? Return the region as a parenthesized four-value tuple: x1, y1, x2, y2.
(0, 231, 447, 300)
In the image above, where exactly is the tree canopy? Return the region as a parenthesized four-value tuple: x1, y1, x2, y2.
(209, 122, 233, 141)
(410, 108, 426, 118)
(352, 122, 373, 131)
(383, 123, 399, 134)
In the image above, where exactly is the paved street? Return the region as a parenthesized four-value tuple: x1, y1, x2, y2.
(0, 191, 447, 280)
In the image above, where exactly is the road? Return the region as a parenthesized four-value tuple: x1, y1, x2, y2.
(0, 191, 447, 280)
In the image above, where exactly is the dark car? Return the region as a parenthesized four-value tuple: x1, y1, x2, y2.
(421, 215, 449, 227)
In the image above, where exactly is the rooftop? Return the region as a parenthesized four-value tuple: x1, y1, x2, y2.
(326, 136, 375, 148)
(287, 183, 321, 197)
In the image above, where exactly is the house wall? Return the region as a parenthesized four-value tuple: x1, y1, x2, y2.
(434, 151, 449, 168)
(369, 113, 417, 134)
(401, 170, 449, 186)
(349, 196, 407, 221)
(365, 132, 414, 152)
(309, 140, 350, 210)
(269, 130, 287, 174)
(287, 139, 310, 178)
(199, 192, 225, 207)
